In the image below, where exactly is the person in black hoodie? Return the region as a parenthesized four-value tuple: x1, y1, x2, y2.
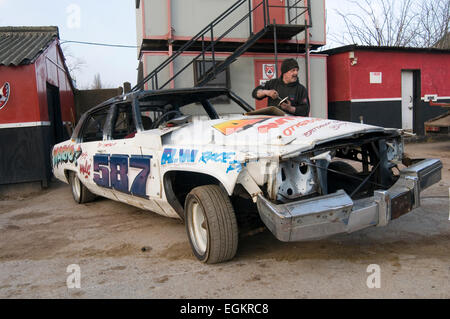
(252, 58, 310, 116)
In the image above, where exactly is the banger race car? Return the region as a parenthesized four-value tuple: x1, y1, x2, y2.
(52, 87, 442, 263)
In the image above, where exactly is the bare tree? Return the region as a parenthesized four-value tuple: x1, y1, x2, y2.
(61, 46, 86, 82)
(331, 0, 450, 47)
(415, 0, 450, 47)
(91, 73, 103, 89)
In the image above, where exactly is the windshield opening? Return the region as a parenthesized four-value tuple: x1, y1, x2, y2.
(137, 90, 252, 130)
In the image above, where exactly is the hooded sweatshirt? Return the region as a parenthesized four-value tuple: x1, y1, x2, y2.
(252, 78, 310, 116)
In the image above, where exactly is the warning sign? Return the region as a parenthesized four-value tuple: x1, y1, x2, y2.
(370, 72, 382, 84)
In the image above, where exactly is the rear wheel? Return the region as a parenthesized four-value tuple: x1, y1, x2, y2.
(69, 172, 96, 204)
(185, 185, 238, 264)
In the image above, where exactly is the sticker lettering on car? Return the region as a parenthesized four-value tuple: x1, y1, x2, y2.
(213, 118, 270, 135)
(93, 154, 152, 198)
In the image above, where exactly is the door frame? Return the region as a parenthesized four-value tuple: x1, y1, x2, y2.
(400, 69, 421, 132)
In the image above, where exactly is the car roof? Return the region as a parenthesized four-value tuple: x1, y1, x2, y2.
(88, 87, 230, 113)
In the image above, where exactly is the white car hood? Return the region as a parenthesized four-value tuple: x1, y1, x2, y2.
(161, 115, 394, 158)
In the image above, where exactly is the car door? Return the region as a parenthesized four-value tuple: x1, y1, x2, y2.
(75, 105, 116, 199)
(101, 102, 163, 214)
(77, 105, 112, 198)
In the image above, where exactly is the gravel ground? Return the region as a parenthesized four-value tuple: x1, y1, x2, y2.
(0, 141, 449, 298)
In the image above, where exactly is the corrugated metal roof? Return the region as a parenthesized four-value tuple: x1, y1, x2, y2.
(0, 26, 59, 66)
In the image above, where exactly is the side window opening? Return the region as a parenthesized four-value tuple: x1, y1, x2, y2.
(80, 109, 109, 142)
(112, 103, 136, 139)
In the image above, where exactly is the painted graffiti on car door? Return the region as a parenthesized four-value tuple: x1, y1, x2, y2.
(93, 154, 153, 198)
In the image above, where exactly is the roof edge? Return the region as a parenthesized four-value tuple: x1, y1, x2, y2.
(320, 44, 450, 55)
(0, 26, 59, 36)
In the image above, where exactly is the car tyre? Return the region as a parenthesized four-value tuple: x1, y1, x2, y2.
(69, 171, 96, 204)
(185, 185, 238, 264)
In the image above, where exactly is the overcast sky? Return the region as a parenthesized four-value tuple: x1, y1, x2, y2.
(0, 0, 349, 89)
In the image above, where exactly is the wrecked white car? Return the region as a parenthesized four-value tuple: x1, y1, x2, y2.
(52, 88, 442, 263)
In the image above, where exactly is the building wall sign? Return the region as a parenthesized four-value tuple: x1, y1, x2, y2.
(370, 72, 382, 84)
(0, 82, 11, 110)
(263, 64, 276, 80)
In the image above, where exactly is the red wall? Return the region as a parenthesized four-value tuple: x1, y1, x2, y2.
(34, 41, 75, 124)
(0, 64, 40, 124)
(252, 0, 286, 32)
(0, 40, 75, 125)
(326, 52, 351, 102)
(328, 50, 450, 102)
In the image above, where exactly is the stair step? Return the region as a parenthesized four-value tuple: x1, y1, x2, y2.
(262, 24, 307, 39)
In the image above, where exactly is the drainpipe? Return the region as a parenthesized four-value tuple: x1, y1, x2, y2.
(141, 0, 147, 90)
(168, 0, 174, 88)
(305, 0, 311, 114)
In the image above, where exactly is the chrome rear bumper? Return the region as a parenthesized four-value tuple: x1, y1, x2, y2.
(256, 159, 442, 242)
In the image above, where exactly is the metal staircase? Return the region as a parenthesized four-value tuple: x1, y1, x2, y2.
(132, 0, 312, 92)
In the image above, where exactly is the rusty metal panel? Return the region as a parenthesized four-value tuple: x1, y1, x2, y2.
(390, 190, 414, 220)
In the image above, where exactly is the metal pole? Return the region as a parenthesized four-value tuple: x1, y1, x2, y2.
(307, 0, 312, 27)
(274, 19, 278, 78)
(248, 0, 253, 35)
(287, 0, 291, 25)
(304, 0, 311, 113)
(263, 0, 267, 27)
(211, 24, 215, 75)
(202, 35, 206, 77)
(168, 0, 174, 88)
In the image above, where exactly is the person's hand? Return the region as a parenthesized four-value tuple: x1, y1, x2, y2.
(280, 99, 292, 111)
(265, 90, 279, 100)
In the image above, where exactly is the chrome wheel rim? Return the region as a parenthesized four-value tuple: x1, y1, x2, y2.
(189, 201, 207, 255)
(73, 175, 81, 200)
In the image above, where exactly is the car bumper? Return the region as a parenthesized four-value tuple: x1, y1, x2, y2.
(256, 159, 442, 242)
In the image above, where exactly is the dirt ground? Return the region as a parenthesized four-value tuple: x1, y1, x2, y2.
(0, 141, 449, 299)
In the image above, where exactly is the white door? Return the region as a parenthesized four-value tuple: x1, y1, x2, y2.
(401, 71, 414, 130)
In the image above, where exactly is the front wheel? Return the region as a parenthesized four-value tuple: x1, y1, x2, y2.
(185, 185, 238, 264)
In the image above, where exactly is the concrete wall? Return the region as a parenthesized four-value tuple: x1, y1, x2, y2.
(171, 0, 250, 39)
(144, 54, 170, 89)
(310, 55, 327, 118)
(143, 0, 169, 39)
(136, 0, 144, 57)
(139, 0, 326, 45)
